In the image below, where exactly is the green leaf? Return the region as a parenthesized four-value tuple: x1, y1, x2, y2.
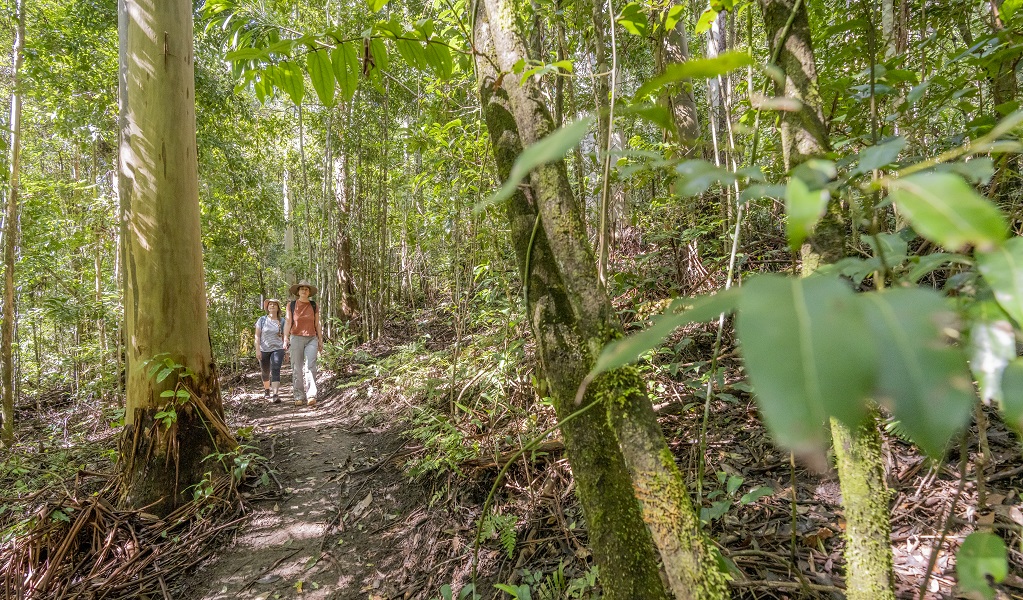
(739, 486, 774, 504)
(423, 41, 453, 79)
(854, 137, 905, 174)
(861, 288, 975, 457)
(156, 367, 174, 383)
(634, 51, 753, 100)
(160, 390, 175, 398)
(176, 389, 191, 399)
(887, 172, 1008, 251)
(906, 252, 971, 283)
(695, 8, 718, 34)
(736, 275, 874, 455)
(700, 500, 731, 523)
(306, 49, 335, 106)
(277, 60, 305, 105)
(977, 237, 1023, 324)
(367, 0, 388, 12)
(369, 37, 389, 74)
(1001, 0, 1023, 23)
(957, 532, 1008, 600)
(969, 309, 1015, 404)
(589, 287, 741, 379)
(478, 117, 594, 210)
(1000, 359, 1023, 433)
(619, 103, 674, 132)
(395, 38, 427, 70)
(331, 42, 360, 102)
(663, 4, 685, 31)
(785, 177, 829, 250)
(616, 2, 648, 36)
(675, 159, 736, 196)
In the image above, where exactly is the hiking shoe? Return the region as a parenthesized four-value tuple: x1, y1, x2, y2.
(263, 390, 271, 400)
(295, 399, 304, 407)
(307, 398, 317, 406)
(272, 394, 280, 404)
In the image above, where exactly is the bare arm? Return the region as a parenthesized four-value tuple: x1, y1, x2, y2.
(316, 309, 324, 351)
(283, 305, 291, 349)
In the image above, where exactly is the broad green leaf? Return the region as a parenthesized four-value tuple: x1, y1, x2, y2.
(176, 389, 191, 399)
(663, 4, 685, 31)
(675, 159, 736, 197)
(739, 487, 773, 504)
(1000, 359, 1023, 433)
(740, 183, 785, 203)
(1002, 0, 1023, 22)
(634, 51, 753, 100)
(785, 177, 829, 250)
(694, 8, 718, 34)
(225, 47, 267, 61)
(977, 237, 1023, 324)
(479, 117, 594, 210)
(616, 2, 648, 36)
(423, 41, 453, 79)
(906, 252, 971, 283)
(619, 103, 673, 132)
(969, 315, 1015, 404)
(159, 389, 175, 398)
(367, 0, 388, 12)
(306, 49, 335, 106)
(736, 275, 874, 454)
(887, 173, 1008, 251)
(956, 532, 1008, 600)
(330, 42, 360, 102)
(854, 137, 905, 174)
(588, 287, 742, 378)
(395, 38, 427, 70)
(277, 60, 305, 105)
(861, 288, 975, 457)
(369, 37, 389, 73)
(156, 367, 174, 383)
(700, 500, 731, 523)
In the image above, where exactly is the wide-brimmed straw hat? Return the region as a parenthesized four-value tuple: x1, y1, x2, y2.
(288, 280, 318, 297)
(263, 298, 281, 312)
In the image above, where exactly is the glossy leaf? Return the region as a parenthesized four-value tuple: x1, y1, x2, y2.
(785, 176, 829, 250)
(977, 237, 1023, 324)
(480, 117, 594, 209)
(369, 38, 389, 73)
(956, 532, 1008, 600)
(589, 287, 742, 378)
(277, 60, 305, 105)
(423, 41, 453, 79)
(861, 288, 975, 457)
(306, 48, 335, 106)
(634, 52, 753, 100)
(887, 172, 1008, 251)
(969, 307, 1015, 404)
(395, 38, 427, 70)
(367, 0, 388, 12)
(736, 275, 874, 454)
(616, 2, 648, 36)
(331, 42, 360, 102)
(854, 137, 905, 174)
(695, 8, 718, 34)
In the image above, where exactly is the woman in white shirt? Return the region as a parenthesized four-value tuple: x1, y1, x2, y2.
(255, 298, 286, 403)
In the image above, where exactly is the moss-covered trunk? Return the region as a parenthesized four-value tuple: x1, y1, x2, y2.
(475, 3, 728, 597)
(831, 415, 895, 600)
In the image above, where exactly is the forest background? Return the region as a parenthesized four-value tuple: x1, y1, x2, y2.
(1, 0, 1023, 598)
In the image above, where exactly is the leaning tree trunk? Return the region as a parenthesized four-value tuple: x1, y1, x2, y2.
(0, 0, 24, 448)
(118, 0, 234, 517)
(475, 3, 729, 598)
(761, 3, 895, 597)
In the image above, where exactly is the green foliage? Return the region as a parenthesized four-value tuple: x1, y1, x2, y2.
(886, 173, 1008, 252)
(956, 532, 1008, 599)
(478, 513, 518, 558)
(700, 471, 773, 523)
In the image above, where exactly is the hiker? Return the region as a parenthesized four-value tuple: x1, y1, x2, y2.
(283, 280, 323, 407)
(255, 298, 286, 403)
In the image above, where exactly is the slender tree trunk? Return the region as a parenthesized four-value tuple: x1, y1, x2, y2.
(1, 0, 25, 447)
(758, 0, 829, 170)
(655, 0, 701, 144)
(592, 0, 612, 286)
(118, 0, 234, 517)
(475, 4, 728, 598)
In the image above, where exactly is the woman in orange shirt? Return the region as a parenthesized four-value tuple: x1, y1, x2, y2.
(283, 280, 324, 407)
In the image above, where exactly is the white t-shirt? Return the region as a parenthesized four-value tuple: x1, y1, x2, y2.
(256, 316, 285, 352)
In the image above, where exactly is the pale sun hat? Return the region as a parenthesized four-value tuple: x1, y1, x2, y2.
(263, 298, 282, 312)
(288, 280, 318, 297)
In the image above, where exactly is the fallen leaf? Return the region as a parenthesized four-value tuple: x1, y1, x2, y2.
(256, 574, 281, 584)
(352, 492, 373, 517)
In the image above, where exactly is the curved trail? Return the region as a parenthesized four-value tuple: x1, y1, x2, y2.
(177, 364, 429, 600)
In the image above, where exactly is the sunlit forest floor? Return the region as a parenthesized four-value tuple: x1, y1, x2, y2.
(2, 312, 1023, 599)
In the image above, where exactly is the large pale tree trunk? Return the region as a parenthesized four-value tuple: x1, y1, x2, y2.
(475, 3, 728, 598)
(1, 0, 25, 447)
(118, 0, 234, 517)
(654, 0, 700, 144)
